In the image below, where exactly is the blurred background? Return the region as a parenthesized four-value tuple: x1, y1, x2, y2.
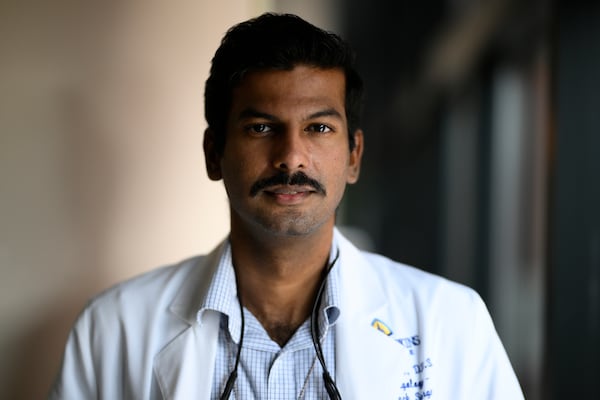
(1, 0, 598, 398)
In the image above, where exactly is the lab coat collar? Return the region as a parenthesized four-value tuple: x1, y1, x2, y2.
(169, 241, 226, 325)
(153, 230, 410, 399)
(153, 311, 220, 399)
(153, 242, 226, 400)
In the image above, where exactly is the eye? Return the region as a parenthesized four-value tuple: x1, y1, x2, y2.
(246, 123, 272, 135)
(306, 123, 332, 133)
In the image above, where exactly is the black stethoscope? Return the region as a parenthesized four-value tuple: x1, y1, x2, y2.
(220, 250, 342, 400)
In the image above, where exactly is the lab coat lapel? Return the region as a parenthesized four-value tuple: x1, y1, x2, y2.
(334, 231, 411, 399)
(153, 312, 220, 400)
(153, 242, 225, 400)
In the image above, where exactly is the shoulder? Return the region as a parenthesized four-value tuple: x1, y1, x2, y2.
(339, 232, 481, 308)
(65, 248, 223, 360)
(78, 240, 224, 331)
(361, 250, 478, 301)
(51, 246, 225, 399)
(85, 255, 203, 311)
(336, 231, 486, 323)
(366, 252, 485, 326)
(335, 231, 523, 397)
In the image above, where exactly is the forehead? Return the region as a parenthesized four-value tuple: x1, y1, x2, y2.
(229, 65, 347, 119)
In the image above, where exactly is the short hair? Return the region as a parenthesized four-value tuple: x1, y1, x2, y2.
(204, 13, 364, 153)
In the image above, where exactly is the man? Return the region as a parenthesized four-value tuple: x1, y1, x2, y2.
(50, 13, 524, 399)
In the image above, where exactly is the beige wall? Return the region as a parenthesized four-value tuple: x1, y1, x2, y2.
(0, 1, 340, 397)
(0, 1, 264, 398)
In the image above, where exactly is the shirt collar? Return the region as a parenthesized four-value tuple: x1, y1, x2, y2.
(198, 237, 342, 343)
(318, 244, 342, 339)
(199, 241, 243, 341)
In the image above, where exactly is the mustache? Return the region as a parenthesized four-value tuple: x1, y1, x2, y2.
(250, 171, 326, 197)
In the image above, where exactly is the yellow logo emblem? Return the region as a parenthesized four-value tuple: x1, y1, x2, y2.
(371, 318, 393, 336)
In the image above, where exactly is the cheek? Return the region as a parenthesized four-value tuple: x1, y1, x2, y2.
(327, 151, 351, 178)
(223, 141, 267, 173)
(221, 144, 248, 173)
(320, 156, 351, 194)
(220, 158, 247, 195)
(220, 151, 265, 196)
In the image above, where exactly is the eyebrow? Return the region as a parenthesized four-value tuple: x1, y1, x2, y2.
(307, 108, 343, 120)
(237, 108, 278, 122)
(236, 107, 344, 122)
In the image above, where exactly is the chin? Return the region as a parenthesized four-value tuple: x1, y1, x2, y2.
(261, 224, 315, 237)
(258, 216, 325, 238)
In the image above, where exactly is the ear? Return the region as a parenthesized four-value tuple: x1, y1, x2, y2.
(347, 129, 364, 184)
(203, 128, 222, 181)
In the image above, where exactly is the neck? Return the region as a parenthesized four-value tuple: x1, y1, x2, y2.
(229, 221, 334, 346)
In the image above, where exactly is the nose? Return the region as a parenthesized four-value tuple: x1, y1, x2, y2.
(271, 130, 309, 171)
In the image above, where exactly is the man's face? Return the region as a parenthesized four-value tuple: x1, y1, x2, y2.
(205, 65, 363, 238)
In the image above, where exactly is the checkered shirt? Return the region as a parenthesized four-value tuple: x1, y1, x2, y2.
(201, 241, 341, 400)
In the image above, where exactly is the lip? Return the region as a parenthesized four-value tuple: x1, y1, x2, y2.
(263, 185, 316, 204)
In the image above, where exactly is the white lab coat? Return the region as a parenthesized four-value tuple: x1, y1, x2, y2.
(49, 229, 524, 399)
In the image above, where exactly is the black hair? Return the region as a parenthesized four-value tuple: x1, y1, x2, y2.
(204, 13, 364, 153)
